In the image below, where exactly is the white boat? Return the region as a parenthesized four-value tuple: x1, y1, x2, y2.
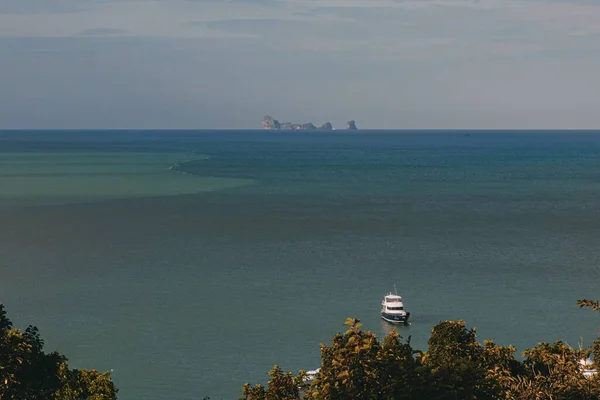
(381, 292, 410, 325)
(579, 358, 598, 378)
(303, 368, 320, 383)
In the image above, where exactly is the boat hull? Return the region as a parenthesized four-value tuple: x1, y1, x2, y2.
(381, 312, 410, 325)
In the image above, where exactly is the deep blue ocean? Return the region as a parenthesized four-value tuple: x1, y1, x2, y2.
(1, 130, 599, 399)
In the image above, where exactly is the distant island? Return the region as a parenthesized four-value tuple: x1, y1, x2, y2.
(262, 115, 357, 131)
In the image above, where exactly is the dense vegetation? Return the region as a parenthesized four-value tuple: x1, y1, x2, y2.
(241, 300, 600, 400)
(0, 304, 117, 400)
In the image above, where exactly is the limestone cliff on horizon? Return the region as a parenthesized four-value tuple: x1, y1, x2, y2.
(262, 116, 357, 131)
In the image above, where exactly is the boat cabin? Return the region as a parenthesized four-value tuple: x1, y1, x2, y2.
(383, 294, 404, 308)
(381, 292, 410, 324)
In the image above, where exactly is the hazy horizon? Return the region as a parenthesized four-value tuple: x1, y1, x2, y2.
(3, 128, 600, 132)
(2, 0, 600, 130)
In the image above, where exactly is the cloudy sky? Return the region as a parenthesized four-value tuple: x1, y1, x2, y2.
(1, 0, 600, 129)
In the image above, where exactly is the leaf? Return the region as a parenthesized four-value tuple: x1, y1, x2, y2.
(576, 299, 600, 312)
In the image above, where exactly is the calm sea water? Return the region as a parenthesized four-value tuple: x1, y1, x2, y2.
(1, 130, 600, 399)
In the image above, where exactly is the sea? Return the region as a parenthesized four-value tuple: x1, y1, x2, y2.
(0, 129, 599, 400)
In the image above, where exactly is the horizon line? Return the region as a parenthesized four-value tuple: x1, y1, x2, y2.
(2, 128, 600, 132)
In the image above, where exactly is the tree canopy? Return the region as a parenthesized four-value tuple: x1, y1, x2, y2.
(242, 300, 600, 400)
(0, 303, 117, 400)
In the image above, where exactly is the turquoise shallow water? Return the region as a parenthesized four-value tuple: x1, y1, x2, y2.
(1, 130, 600, 399)
(0, 150, 252, 207)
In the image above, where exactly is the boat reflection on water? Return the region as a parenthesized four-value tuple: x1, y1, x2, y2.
(380, 318, 411, 337)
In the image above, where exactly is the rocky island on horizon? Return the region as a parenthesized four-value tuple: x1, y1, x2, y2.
(262, 115, 357, 131)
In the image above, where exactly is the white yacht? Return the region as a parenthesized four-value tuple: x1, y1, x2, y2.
(303, 368, 320, 383)
(381, 292, 410, 324)
(579, 358, 598, 378)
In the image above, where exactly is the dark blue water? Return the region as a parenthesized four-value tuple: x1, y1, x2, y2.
(1, 130, 599, 399)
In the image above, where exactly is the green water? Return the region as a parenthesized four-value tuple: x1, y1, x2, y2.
(0, 151, 253, 205)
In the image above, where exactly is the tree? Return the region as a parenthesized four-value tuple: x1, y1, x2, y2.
(306, 318, 420, 400)
(54, 363, 118, 400)
(240, 318, 420, 400)
(0, 307, 65, 399)
(376, 329, 421, 399)
(241, 304, 600, 400)
(418, 320, 502, 400)
(577, 300, 600, 313)
(240, 365, 305, 400)
(480, 340, 523, 399)
(307, 318, 384, 400)
(507, 341, 600, 399)
(579, 299, 600, 370)
(0, 303, 117, 400)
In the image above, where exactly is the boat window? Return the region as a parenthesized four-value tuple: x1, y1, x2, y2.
(386, 297, 400, 302)
(387, 306, 404, 310)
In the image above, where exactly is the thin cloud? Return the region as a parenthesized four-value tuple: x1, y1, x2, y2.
(0, 0, 82, 14)
(80, 28, 129, 37)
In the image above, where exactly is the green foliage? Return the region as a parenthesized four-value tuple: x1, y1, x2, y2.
(593, 338, 600, 370)
(480, 340, 523, 399)
(509, 341, 600, 399)
(578, 300, 600, 312)
(419, 320, 501, 400)
(242, 300, 600, 400)
(54, 363, 118, 400)
(376, 329, 420, 399)
(240, 365, 305, 400)
(0, 303, 117, 400)
(309, 318, 383, 399)
(0, 304, 12, 332)
(579, 298, 600, 370)
(0, 306, 65, 400)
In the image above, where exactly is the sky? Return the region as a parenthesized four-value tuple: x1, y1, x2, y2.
(1, 0, 600, 129)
